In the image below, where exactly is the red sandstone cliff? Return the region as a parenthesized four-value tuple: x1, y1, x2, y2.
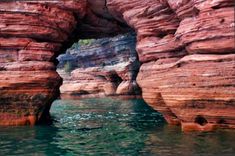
(0, 0, 234, 131)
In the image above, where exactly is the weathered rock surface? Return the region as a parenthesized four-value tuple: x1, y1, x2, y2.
(58, 33, 141, 97)
(0, 1, 80, 125)
(137, 54, 235, 129)
(0, 0, 234, 131)
(135, 0, 235, 131)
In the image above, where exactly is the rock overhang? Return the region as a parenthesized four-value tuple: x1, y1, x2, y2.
(0, 0, 234, 131)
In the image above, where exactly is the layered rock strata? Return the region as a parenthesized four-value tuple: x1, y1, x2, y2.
(57, 33, 141, 98)
(0, 0, 234, 131)
(134, 0, 235, 131)
(0, 1, 85, 125)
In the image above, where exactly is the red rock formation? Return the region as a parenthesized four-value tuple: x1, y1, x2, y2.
(0, 0, 234, 131)
(59, 65, 140, 98)
(107, 0, 235, 131)
(135, 0, 235, 131)
(0, 1, 81, 125)
(59, 68, 119, 97)
(58, 33, 140, 98)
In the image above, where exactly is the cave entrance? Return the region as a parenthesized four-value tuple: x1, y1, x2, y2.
(0, 0, 164, 126)
(56, 32, 141, 98)
(194, 116, 208, 126)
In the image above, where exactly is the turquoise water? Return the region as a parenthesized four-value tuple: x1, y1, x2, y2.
(0, 98, 235, 156)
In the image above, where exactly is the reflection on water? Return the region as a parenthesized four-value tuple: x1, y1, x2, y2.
(0, 98, 235, 156)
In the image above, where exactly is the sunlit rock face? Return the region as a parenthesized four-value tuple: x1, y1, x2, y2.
(133, 0, 235, 131)
(57, 33, 141, 97)
(0, 0, 86, 125)
(0, 0, 234, 131)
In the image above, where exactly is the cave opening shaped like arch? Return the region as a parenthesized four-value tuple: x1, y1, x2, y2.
(0, 0, 234, 131)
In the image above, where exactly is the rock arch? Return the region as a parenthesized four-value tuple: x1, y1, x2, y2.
(0, 0, 234, 131)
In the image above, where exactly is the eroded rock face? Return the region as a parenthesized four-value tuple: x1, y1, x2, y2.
(0, 1, 84, 125)
(0, 0, 234, 131)
(134, 0, 235, 131)
(57, 33, 141, 98)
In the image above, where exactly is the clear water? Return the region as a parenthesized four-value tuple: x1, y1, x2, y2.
(0, 98, 235, 156)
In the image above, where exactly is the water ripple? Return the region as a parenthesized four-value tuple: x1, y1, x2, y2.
(0, 98, 234, 156)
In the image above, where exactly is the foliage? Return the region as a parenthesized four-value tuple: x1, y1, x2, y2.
(78, 39, 94, 46)
(70, 39, 95, 50)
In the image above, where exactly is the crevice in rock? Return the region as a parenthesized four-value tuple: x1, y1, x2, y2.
(195, 116, 208, 126)
(109, 72, 123, 86)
